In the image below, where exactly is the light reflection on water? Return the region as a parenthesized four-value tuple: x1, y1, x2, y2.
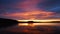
(18, 23, 60, 26)
(0, 23, 60, 34)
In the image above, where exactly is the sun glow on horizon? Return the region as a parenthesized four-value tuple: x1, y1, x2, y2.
(17, 19, 60, 22)
(17, 20, 60, 27)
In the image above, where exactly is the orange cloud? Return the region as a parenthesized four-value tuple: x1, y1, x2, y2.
(0, 0, 56, 20)
(3, 10, 55, 20)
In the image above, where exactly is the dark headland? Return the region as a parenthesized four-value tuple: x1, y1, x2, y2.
(0, 18, 18, 28)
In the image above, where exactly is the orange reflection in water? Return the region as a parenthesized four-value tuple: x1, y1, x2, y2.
(18, 23, 28, 26)
(18, 23, 59, 27)
(18, 23, 34, 27)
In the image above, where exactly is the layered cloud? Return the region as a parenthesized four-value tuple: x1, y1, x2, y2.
(2, 10, 55, 20)
(0, 0, 60, 20)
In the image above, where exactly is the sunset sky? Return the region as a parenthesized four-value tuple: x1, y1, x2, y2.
(0, 0, 60, 20)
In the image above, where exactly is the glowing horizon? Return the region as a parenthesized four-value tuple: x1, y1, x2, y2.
(17, 19, 60, 22)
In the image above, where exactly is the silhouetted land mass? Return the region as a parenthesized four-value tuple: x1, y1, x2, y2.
(19, 21, 41, 23)
(0, 18, 18, 28)
(0, 18, 60, 28)
(43, 21, 60, 23)
(51, 21, 60, 23)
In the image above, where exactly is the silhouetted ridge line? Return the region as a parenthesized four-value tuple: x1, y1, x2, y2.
(0, 18, 18, 28)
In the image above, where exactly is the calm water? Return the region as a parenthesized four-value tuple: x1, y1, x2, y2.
(0, 23, 60, 34)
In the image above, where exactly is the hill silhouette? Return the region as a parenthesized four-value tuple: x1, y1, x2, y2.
(0, 18, 18, 28)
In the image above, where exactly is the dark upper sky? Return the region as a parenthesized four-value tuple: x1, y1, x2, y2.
(0, 0, 60, 20)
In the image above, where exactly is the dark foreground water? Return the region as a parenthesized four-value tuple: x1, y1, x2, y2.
(0, 24, 60, 34)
